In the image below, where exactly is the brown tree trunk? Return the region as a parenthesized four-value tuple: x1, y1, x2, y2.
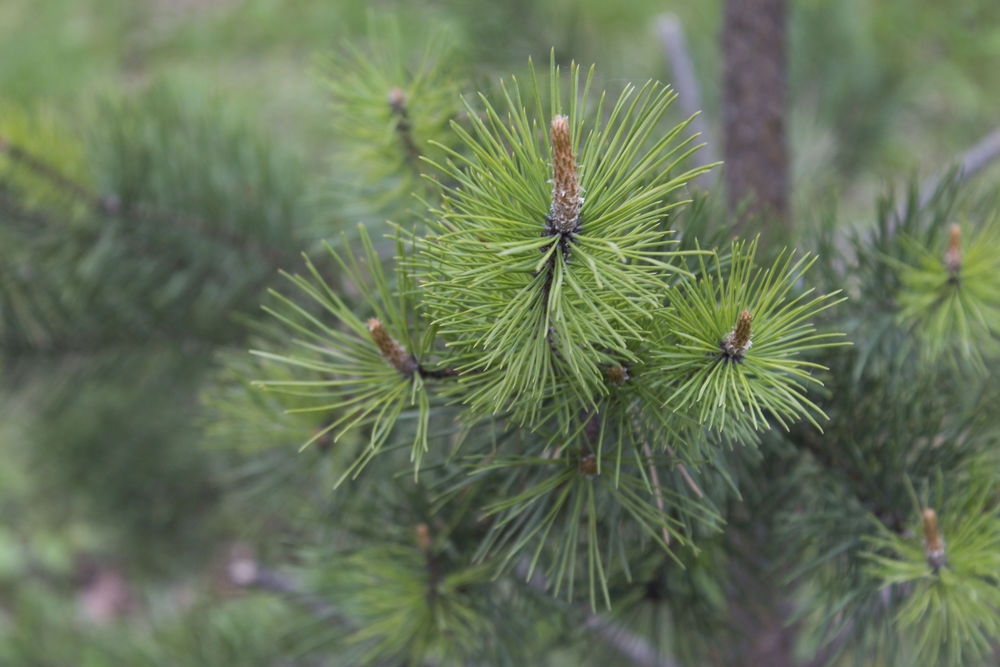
(721, 6, 798, 663)
(722, 0, 789, 233)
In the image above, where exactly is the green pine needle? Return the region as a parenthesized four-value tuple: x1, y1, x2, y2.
(415, 54, 713, 426)
(323, 17, 462, 212)
(252, 226, 438, 483)
(863, 483, 1000, 667)
(651, 238, 847, 432)
(889, 220, 1000, 370)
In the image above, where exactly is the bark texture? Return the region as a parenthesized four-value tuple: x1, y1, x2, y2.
(723, 0, 788, 230)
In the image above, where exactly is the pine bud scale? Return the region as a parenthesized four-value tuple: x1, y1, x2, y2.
(723, 309, 754, 360)
(368, 318, 417, 376)
(944, 223, 962, 275)
(548, 115, 581, 234)
(922, 508, 947, 572)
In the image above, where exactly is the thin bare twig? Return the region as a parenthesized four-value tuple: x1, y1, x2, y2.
(891, 125, 1000, 235)
(655, 14, 716, 188)
(630, 406, 703, 523)
(583, 613, 682, 667)
(643, 440, 671, 547)
(666, 443, 704, 499)
(516, 559, 681, 667)
(228, 557, 353, 627)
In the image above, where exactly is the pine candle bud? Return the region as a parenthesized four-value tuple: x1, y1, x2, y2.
(388, 86, 408, 113)
(579, 453, 598, 478)
(415, 523, 432, 551)
(367, 318, 417, 376)
(944, 223, 962, 275)
(922, 508, 947, 571)
(723, 310, 754, 360)
(606, 364, 629, 386)
(548, 115, 582, 234)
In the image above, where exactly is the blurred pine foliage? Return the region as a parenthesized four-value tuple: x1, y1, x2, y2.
(1, 2, 998, 666)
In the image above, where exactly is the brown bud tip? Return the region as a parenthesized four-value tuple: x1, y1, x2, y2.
(579, 453, 598, 477)
(724, 310, 754, 359)
(388, 87, 408, 112)
(606, 364, 629, 386)
(367, 318, 417, 376)
(415, 523, 431, 551)
(922, 509, 942, 551)
(551, 115, 571, 151)
(548, 115, 582, 234)
(945, 223, 962, 274)
(922, 508, 947, 570)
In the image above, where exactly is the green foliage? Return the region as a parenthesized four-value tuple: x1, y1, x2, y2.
(248, 58, 844, 633)
(4, 4, 1000, 666)
(255, 227, 438, 479)
(454, 448, 723, 605)
(603, 543, 732, 666)
(417, 56, 711, 426)
(0, 106, 92, 211)
(92, 81, 307, 254)
(863, 482, 1000, 667)
(323, 17, 463, 217)
(1, 82, 311, 352)
(0, 586, 311, 667)
(651, 239, 846, 432)
(0, 108, 93, 348)
(200, 342, 352, 532)
(0, 82, 317, 583)
(20, 350, 218, 570)
(775, 180, 1000, 666)
(891, 221, 1000, 369)
(111, 597, 309, 667)
(310, 544, 528, 666)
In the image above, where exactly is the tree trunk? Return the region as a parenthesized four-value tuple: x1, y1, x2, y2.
(722, 0, 789, 233)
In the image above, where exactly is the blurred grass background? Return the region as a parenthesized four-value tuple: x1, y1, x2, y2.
(1, 0, 998, 661)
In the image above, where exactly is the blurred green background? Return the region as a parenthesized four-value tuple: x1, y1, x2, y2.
(3, 0, 998, 211)
(1, 0, 998, 662)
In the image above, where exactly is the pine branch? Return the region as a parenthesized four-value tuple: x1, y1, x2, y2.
(416, 363, 460, 379)
(626, 400, 705, 545)
(0, 135, 97, 203)
(322, 19, 461, 212)
(389, 87, 422, 165)
(418, 56, 713, 425)
(0, 136, 294, 267)
(651, 239, 846, 432)
(0, 186, 57, 228)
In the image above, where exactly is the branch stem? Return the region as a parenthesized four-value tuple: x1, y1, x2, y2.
(516, 559, 681, 667)
(643, 440, 671, 547)
(0, 137, 293, 267)
(891, 125, 1000, 236)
